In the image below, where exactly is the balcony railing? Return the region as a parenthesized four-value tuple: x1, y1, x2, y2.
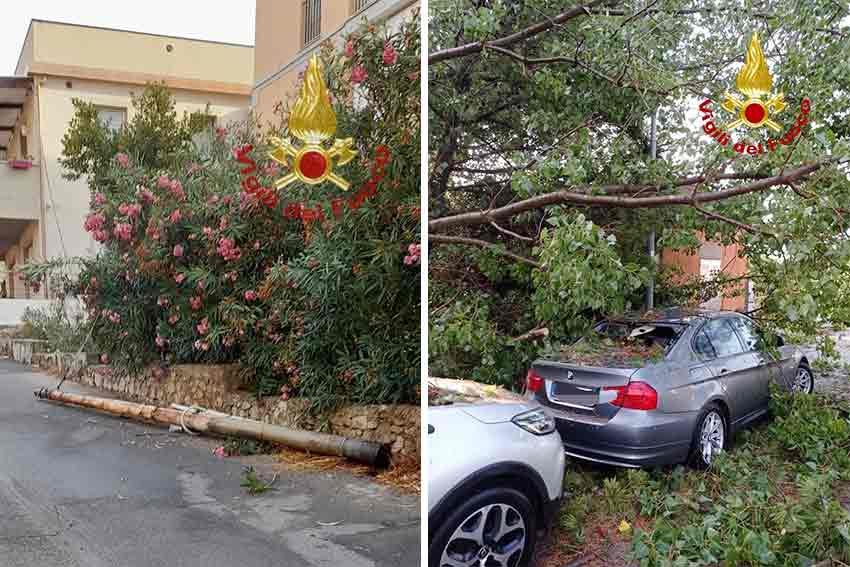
(0, 161, 40, 220)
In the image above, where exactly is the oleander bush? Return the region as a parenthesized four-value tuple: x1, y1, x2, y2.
(23, 14, 421, 412)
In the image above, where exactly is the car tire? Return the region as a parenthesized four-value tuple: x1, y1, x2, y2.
(688, 403, 727, 469)
(429, 486, 537, 567)
(791, 362, 814, 394)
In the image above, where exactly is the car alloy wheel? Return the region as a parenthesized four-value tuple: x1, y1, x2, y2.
(699, 410, 725, 466)
(792, 366, 813, 394)
(440, 503, 526, 567)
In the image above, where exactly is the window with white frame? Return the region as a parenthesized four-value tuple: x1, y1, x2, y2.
(302, 0, 322, 46)
(96, 107, 126, 133)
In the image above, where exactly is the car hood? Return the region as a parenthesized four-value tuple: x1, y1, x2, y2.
(459, 402, 536, 424)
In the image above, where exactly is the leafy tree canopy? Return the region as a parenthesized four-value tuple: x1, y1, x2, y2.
(429, 0, 850, 385)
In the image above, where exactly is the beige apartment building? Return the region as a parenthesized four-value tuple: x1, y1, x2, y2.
(0, 20, 253, 322)
(253, 0, 418, 120)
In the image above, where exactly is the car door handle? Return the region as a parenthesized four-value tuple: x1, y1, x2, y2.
(719, 368, 729, 375)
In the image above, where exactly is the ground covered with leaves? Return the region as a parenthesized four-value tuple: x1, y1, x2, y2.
(537, 390, 850, 567)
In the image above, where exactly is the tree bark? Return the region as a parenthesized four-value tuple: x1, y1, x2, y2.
(429, 162, 824, 232)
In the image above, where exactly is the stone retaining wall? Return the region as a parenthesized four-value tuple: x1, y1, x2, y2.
(75, 364, 419, 462)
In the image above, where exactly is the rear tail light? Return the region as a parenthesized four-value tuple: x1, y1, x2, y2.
(526, 369, 543, 393)
(604, 381, 658, 410)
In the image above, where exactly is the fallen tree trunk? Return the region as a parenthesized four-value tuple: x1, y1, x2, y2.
(34, 388, 388, 468)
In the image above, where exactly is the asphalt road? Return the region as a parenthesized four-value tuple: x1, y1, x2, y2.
(0, 360, 420, 567)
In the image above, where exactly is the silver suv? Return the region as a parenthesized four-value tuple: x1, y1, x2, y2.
(428, 402, 565, 567)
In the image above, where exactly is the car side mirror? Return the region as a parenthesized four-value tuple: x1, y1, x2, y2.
(775, 335, 785, 347)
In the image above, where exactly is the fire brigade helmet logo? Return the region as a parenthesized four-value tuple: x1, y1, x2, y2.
(721, 33, 787, 132)
(267, 55, 357, 191)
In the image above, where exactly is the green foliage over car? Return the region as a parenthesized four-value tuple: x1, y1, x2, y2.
(428, 0, 850, 385)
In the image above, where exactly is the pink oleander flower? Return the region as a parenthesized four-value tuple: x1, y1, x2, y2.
(157, 175, 171, 189)
(113, 223, 132, 241)
(116, 153, 130, 168)
(194, 340, 210, 352)
(345, 39, 355, 58)
(173, 244, 184, 258)
(94, 193, 106, 206)
(118, 203, 140, 218)
(139, 189, 155, 204)
(279, 385, 292, 401)
(213, 446, 226, 458)
(170, 180, 185, 200)
(202, 226, 213, 238)
(155, 335, 167, 348)
(222, 196, 232, 205)
(196, 280, 205, 291)
(197, 318, 210, 335)
(168, 314, 180, 325)
(217, 237, 242, 262)
(383, 43, 398, 65)
(244, 290, 257, 301)
(100, 354, 109, 364)
(169, 209, 182, 224)
(351, 65, 368, 84)
(262, 162, 280, 177)
(219, 217, 229, 230)
(403, 243, 421, 266)
(174, 273, 186, 284)
(189, 296, 203, 311)
(226, 271, 238, 282)
(157, 296, 169, 307)
(253, 240, 261, 250)
(215, 127, 227, 140)
(239, 191, 257, 208)
(93, 230, 109, 243)
(84, 212, 106, 232)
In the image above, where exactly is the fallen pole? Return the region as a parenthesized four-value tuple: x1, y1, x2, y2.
(34, 388, 389, 468)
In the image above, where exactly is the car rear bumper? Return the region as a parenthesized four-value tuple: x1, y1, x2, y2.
(551, 407, 698, 468)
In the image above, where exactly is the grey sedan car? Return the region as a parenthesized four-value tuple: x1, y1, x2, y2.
(528, 310, 813, 468)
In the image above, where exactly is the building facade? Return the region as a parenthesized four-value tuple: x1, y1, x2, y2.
(252, 0, 418, 121)
(0, 20, 253, 318)
(661, 237, 751, 312)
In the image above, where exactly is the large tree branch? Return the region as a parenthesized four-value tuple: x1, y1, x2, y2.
(430, 235, 542, 269)
(429, 162, 826, 232)
(691, 202, 777, 237)
(484, 45, 671, 96)
(429, 0, 608, 64)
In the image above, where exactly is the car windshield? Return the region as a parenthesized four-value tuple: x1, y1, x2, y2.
(546, 320, 685, 368)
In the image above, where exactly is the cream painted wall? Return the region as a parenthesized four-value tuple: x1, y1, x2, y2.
(253, 0, 419, 121)
(0, 164, 39, 220)
(35, 76, 250, 261)
(20, 20, 253, 89)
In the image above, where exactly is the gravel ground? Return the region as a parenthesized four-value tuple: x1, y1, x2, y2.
(806, 330, 850, 403)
